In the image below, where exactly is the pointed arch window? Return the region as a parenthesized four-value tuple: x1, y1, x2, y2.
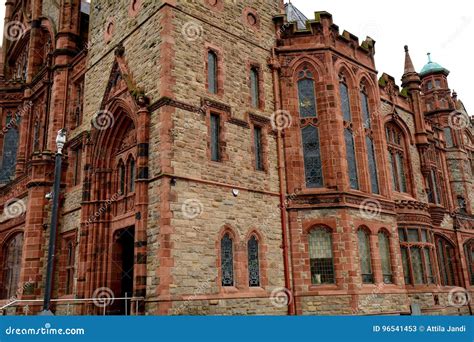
(1, 233, 23, 299)
(361, 86, 379, 194)
(247, 235, 260, 287)
(465, 240, 474, 285)
(221, 233, 234, 286)
(207, 50, 218, 94)
(0, 113, 20, 183)
(386, 123, 409, 193)
(297, 67, 323, 188)
(308, 227, 335, 284)
(435, 236, 457, 286)
(340, 75, 359, 189)
(357, 228, 374, 284)
(378, 231, 393, 284)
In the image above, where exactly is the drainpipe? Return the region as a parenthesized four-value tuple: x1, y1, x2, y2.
(271, 47, 296, 315)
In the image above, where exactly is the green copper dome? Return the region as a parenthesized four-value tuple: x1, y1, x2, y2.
(419, 53, 449, 77)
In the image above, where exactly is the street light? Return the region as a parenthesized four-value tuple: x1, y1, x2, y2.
(40, 129, 67, 316)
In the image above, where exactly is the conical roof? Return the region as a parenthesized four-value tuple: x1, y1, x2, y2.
(284, 2, 308, 30)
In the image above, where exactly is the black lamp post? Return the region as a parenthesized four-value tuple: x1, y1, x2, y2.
(40, 129, 67, 315)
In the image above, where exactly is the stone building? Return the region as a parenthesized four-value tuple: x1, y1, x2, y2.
(0, 0, 472, 315)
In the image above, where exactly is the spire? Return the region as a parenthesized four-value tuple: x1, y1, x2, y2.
(403, 45, 416, 74)
(401, 45, 420, 89)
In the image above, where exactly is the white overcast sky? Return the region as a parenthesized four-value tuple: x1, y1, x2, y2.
(0, 1, 472, 111)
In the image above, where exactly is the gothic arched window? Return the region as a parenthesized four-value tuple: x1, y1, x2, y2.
(207, 50, 218, 94)
(308, 227, 335, 284)
(340, 75, 359, 189)
(221, 233, 234, 287)
(386, 122, 409, 193)
(378, 231, 393, 284)
(1, 233, 23, 299)
(361, 86, 379, 194)
(247, 235, 260, 287)
(298, 67, 323, 188)
(250, 67, 260, 108)
(435, 236, 457, 286)
(357, 228, 374, 284)
(0, 113, 20, 183)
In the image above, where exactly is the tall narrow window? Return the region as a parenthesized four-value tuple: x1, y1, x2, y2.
(65, 240, 75, 295)
(357, 229, 374, 284)
(1, 233, 23, 299)
(361, 87, 379, 194)
(378, 231, 393, 284)
(254, 126, 264, 171)
(386, 123, 408, 193)
(340, 77, 359, 189)
(128, 158, 135, 193)
(444, 127, 454, 148)
(118, 162, 126, 195)
(308, 227, 335, 284)
(297, 67, 323, 188)
(464, 241, 474, 285)
(250, 67, 260, 108)
(436, 236, 456, 286)
(221, 233, 234, 286)
(428, 169, 440, 204)
(0, 113, 20, 183)
(208, 51, 218, 94)
(247, 235, 260, 287)
(210, 113, 220, 162)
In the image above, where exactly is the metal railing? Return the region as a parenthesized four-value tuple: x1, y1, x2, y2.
(0, 295, 145, 316)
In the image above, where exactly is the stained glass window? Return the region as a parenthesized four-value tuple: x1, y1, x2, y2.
(339, 82, 352, 121)
(250, 68, 259, 108)
(357, 229, 374, 284)
(0, 114, 20, 183)
(360, 90, 371, 129)
(221, 233, 234, 286)
(464, 241, 474, 285)
(428, 169, 440, 204)
(302, 126, 323, 188)
(210, 114, 220, 162)
(208, 51, 218, 94)
(411, 248, 424, 284)
(247, 236, 260, 287)
(378, 232, 393, 284)
(297, 75, 317, 118)
(345, 129, 359, 189)
(366, 136, 379, 194)
(1, 233, 23, 299)
(308, 227, 335, 284)
(254, 127, 264, 171)
(401, 246, 411, 284)
(395, 153, 407, 193)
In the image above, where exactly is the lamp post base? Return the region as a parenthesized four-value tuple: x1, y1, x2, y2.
(38, 309, 55, 316)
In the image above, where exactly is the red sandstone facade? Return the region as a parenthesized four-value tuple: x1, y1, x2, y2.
(0, 0, 473, 315)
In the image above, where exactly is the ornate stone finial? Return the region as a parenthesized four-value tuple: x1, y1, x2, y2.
(404, 45, 409, 52)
